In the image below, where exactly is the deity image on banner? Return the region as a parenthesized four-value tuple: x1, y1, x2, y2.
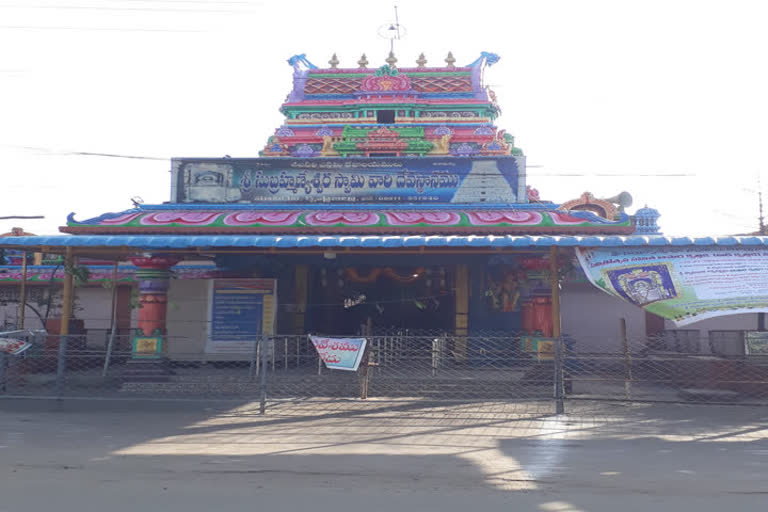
(605, 264, 677, 306)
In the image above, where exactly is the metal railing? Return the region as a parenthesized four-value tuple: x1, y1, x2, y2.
(1, 332, 767, 411)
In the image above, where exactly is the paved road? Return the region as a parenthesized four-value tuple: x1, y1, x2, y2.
(0, 399, 766, 511)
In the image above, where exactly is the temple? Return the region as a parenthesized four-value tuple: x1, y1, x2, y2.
(3, 51, 763, 380)
(54, 52, 644, 353)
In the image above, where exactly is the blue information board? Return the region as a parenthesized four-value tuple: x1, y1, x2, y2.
(206, 279, 276, 354)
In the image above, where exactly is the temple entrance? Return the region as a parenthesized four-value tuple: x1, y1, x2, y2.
(308, 265, 454, 336)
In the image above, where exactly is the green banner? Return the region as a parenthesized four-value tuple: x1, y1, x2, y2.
(576, 246, 768, 325)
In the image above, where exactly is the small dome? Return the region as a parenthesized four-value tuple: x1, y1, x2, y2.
(635, 205, 660, 218)
(633, 205, 662, 234)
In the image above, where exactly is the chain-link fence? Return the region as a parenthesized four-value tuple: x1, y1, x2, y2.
(564, 333, 768, 405)
(1, 332, 767, 411)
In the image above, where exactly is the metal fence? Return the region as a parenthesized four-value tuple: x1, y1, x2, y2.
(1, 332, 767, 411)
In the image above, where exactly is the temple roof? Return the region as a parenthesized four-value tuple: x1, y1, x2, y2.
(62, 203, 634, 236)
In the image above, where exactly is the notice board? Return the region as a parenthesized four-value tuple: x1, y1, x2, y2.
(205, 279, 277, 354)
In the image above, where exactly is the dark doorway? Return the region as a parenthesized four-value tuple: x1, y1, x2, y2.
(376, 110, 395, 124)
(307, 265, 454, 335)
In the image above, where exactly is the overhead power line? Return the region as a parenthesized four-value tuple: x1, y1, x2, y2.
(0, 25, 203, 32)
(2, 145, 698, 176)
(0, 3, 262, 14)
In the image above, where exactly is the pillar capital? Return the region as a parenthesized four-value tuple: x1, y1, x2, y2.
(130, 255, 180, 270)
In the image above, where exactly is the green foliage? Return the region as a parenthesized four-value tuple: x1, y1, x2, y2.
(65, 264, 91, 286)
(129, 288, 142, 310)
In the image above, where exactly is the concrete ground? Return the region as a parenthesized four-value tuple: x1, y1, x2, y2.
(0, 398, 766, 511)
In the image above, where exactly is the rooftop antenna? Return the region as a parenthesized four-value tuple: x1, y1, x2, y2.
(393, 5, 401, 53)
(377, 5, 406, 56)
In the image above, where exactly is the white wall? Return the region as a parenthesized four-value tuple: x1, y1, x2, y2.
(1, 285, 119, 348)
(663, 314, 757, 332)
(76, 287, 113, 348)
(561, 282, 647, 353)
(664, 314, 758, 355)
(562, 281, 763, 355)
(165, 279, 209, 359)
(0, 301, 34, 330)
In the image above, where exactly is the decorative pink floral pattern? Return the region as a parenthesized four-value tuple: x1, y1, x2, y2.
(68, 208, 629, 232)
(466, 211, 543, 226)
(304, 211, 380, 226)
(361, 74, 411, 92)
(139, 212, 221, 226)
(384, 212, 461, 226)
(223, 212, 301, 226)
(101, 212, 144, 225)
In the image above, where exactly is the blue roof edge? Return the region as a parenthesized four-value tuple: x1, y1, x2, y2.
(2, 235, 768, 249)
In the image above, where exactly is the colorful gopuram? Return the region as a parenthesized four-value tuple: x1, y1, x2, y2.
(260, 52, 519, 159)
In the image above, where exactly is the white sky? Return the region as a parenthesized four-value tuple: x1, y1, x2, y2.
(1, 0, 767, 237)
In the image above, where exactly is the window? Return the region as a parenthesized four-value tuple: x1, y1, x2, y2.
(376, 110, 395, 124)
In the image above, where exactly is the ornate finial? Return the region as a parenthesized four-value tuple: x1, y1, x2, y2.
(416, 53, 427, 68)
(445, 51, 456, 68)
(358, 53, 369, 68)
(386, 51, 398, 68)
(328, 53, 339, 68)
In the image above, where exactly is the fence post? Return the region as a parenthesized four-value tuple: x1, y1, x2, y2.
(553, 336, 565, 415)
(359, 320, 372, 399)
(259, 336, 269, 415)
(56, 335, 69, 398)
(249, 337, 258, 380)
(0, 351, 7, 393)
(102, 262, 120, 377)
(620, 318, 633, 400)
(431, 337, 441, 377)
(359, 341, 371, 400)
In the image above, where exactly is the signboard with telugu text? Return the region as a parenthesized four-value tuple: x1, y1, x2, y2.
(206, 279, 277, 354)
(577, 247, 768, 326)
(174, 156, 524, 204)
(309, 336, 367, 371)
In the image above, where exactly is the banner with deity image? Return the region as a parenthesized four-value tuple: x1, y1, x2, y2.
(576, 246, 768, 326)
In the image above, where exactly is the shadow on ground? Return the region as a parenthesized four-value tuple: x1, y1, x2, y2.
(0, 398, 766, 511)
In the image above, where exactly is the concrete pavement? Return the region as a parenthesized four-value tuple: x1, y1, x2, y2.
(0, 398, 766, 511)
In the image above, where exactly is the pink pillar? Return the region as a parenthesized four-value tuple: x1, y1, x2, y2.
(129, 256, 180, 338)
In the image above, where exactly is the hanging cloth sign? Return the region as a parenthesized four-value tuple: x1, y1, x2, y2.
(309, 336, 367, 371)
(576, 246, 768, 326)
